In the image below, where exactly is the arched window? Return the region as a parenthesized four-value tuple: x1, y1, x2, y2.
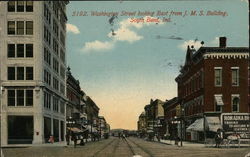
(232, 97, 240, 112)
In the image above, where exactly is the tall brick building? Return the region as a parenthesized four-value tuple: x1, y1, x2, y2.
(175, 37, 249, 142)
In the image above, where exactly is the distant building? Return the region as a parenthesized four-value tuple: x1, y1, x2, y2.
(137, 112, 147, 137)
(66, 67, 87, 134)
(162, 97, 179, 139)
(144, 99, 165, 137)
(86, 96, 100, 140)
(175, 37, 249, 142)
(0, 1, 69, 146)
(98, 116, 110, 138)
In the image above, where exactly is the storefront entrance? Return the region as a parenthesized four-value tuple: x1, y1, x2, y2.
(8, 116, 33, 144)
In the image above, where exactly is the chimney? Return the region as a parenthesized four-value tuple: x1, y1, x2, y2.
(219, 37, 227, 48)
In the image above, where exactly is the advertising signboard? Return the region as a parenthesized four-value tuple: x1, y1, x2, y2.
(221, 113, 250, 139)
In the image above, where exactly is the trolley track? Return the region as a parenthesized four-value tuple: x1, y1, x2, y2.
(91, 139, 116, 157)
(125, 137, 155, 157)
(110, 138, 120, 157)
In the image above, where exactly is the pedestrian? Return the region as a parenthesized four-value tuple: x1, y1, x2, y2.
(122, 133, 126, 140)
(157, 135, 160, 142)
(48, 135, 54, 144)
(66, 133, 70, 145)
(118, 132, 121, 139)
(80, 135, 85, 146)
(72, 133, 77, 148)
(215, 132, 221, 148)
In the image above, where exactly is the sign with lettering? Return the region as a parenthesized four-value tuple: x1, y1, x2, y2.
(221, 113, 250, 139)
(176, 104, 181, 117)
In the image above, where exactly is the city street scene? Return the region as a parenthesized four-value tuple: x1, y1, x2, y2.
(0, 0, 249, 157)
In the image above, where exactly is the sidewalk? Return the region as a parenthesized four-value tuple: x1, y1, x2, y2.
(157, 139, 250, 148)
(159, 139, 205, 148)
(5, 138, 97, 148)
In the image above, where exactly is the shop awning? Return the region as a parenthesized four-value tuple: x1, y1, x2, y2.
(147, 130, 154, 133)
(67, 127, 83, 133)
(215, 95, 224, 106)
(186, 118, 204, 132)
(206, 117, 222, 132)
(186, 117, 222, 133)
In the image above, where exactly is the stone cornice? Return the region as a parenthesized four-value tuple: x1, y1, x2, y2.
(204, 52, 249, 59)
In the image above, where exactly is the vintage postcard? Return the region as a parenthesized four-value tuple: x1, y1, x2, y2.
(0, 0, 249, 157)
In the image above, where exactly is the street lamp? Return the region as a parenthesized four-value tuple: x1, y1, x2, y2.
(68, 117, 75, 137)
(180, 114, 183, 147)
(180, 106, 185, 147)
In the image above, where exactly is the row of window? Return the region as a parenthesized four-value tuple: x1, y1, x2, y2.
(8, 44, 33, 58)
(184, 98, 204, 116)
(53, 20, 59, 38)
(53, 39, 59, 55)
(44, 47, 51, 65)
(53, 97, 59, 112)
(44, 3, 66, 46)
(60, 49, 65, 63)
(44, 69, 51, 85)
(8, 66, 33, 80)
(53, 77, 59, 91)
(8, 89, 33, 106)
(60, 66, 65, 80)
(60, 83, 65, 95)
(53, 2, 59, 19)
(44, 91, 65, 114)
(50, 1, 67, 31)
(60, 12, 66, 31)
(44, 47, 66, 80)
(53, 58, 59, 73)
(44, 69, 65, 94)
(60, 31, 65, 47)
(215, 95, 240, 112)
(8, 1, 33, 12)
(44, 91, 51, 109)
(8, 21, 33, 35)
(45, 47, 65, 66)
(44, 26, 51, 45)
(183, 71, 203, 97)
(44, 3, 51, 25)
(215, 67, 239, 86)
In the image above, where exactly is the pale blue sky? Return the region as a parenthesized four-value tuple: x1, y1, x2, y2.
(66, 0, 248, 129)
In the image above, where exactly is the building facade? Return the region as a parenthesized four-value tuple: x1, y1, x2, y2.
(143, 99, 165, 138)
(66, 67, 88, 135)
(86, 96, 100, 140)
(98, 116, 110, 138)
(137, 112, 147, 137)
(175, 37, 249, 142)
(163, 97, 180, 139)
(0, 1, 69, 146)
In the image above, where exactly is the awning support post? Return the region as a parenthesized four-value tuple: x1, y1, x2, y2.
(204, 114, 206, 144)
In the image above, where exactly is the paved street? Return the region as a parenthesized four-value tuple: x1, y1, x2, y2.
(2, 137, 250, 157)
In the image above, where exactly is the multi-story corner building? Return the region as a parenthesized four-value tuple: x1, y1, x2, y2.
(0, 1, 69, 146)
(175, 37, 249, 142)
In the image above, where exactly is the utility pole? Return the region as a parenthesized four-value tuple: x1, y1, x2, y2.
(0, 85, 3, 156)
(180, 118, 183, 147)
